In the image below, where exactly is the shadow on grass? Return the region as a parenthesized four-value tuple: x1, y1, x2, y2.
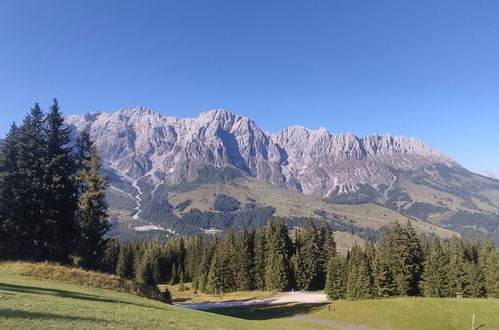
(0, 308, 105, 323)
(173, 297, 259, 304)
(207, 302, 327, 321)
(0, 282, 166, 310)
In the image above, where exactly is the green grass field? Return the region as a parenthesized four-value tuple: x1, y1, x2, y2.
(212, 297, 499, 330)
(2, 262, 499, 329)
(0, 264, 327, 330)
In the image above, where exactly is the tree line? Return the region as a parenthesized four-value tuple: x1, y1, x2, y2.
(0, 100, 108, 268)
(101, 219, 499, 299)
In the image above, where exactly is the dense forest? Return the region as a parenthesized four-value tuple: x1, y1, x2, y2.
(0, 101, 108, 268)
(101, 219, 499, 299)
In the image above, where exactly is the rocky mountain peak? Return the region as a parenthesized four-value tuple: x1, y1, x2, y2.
(66, 107, 459, 197)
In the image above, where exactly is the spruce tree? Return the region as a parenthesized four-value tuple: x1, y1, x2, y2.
(75, 144, 109, 268)
(16, 104, 48, 260)
(236, 228, 255, 291)
(253, 228, 267, 290)
(384, 221, 423, 296)
(101, 238, 121, 274)
(325, 255, 348, 299)
(479, 239, 499, 298)
(466, 262, 486, 298)
(45, 99, 77, 262)
(0, 123, 20, 258)
(318, 221, 336, 288)
(446, 236, 468, 296)
(116, 244, 134, 279)
(346, 246, 373, 300)
(422, 238, 449, 297)
(265, 219, 292, 291)
(372, 249, 395, 298)
(206, 247, 227, 294)
(295, 219, 321, 290)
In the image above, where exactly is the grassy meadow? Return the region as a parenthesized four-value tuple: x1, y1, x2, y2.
(213, 297, 499, 330)
(2, 262, 499, 329)
(0, 262, 327, 330)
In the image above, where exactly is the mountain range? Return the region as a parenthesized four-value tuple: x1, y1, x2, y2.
(66, 108, 499, 246)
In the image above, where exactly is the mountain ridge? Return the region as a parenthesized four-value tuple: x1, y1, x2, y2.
(65, 107, 499, 242)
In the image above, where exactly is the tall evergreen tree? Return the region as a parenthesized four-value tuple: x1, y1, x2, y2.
(116, 243, 134, 279)
(294, 219, 321, 290)
(236, 228, 255, 291)
(372, 248, 395, 298)
(318, 221, 336, 288)
(446, 236, 468, 296)
(253, 228, 267, 290)
(346, 246, 373, 300)
(265, 219, 292, 291)
(384, 221, 423, 296)
(325, 255, 348, 299)
(479, 239, 499, 298)
(16, 104, 48, 260)
(44, 99, 77, 262)
(75, 144, 109, 268)
(0, 123, 20, 258)
(422, 238, 449, 297)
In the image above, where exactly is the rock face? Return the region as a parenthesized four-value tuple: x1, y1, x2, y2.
(66, 107, 460, 198)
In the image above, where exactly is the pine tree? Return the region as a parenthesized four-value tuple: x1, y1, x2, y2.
(206, 247, 227, 294)
(383, 221, 423, 296)
(101, 238, 121, 274)
(253, 228, 267, 290)
(74, 144, 109, 268)
(295, 219, 321, 290)
(422, 238, 449, 297)
(264, 219, 292, 291)
(16, 104, 48, 260)
(44, 99, 77, 262)
(236, 228, 255, 291)
(466, 262, 486, 298)
(318, 221, 336, 288)
(372, 249, 395, 298)
(325, 255, 348, 299)
(446, 236, 468, 296)
(479, 239, 499, 298)
(116, 244, 134, 279)
(346, 246, 373, 300)
(0, 123, 20, 258)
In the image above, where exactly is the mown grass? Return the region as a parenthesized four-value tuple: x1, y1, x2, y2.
(0, 263, 327, 329)
(214, 297, 499, 330)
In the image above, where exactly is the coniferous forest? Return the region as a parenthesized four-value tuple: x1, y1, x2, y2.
(0, 100, 108, 268)
(1, 101, 498, 301)
(101, 219, 499, 299)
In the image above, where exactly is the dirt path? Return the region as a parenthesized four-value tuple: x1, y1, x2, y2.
(176, 292, 328, 310)
(291, 315, 380, 330)
(177, 293, 380, 329)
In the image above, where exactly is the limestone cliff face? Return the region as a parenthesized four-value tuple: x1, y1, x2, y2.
(66, 108, 458, 197)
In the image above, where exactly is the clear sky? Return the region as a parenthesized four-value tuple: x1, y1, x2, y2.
(0, 0, 498, 172)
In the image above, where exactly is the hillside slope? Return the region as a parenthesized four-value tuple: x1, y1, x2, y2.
(0, 264, 325, 330)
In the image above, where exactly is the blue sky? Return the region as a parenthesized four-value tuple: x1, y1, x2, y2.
(0, 0, 498, 171)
